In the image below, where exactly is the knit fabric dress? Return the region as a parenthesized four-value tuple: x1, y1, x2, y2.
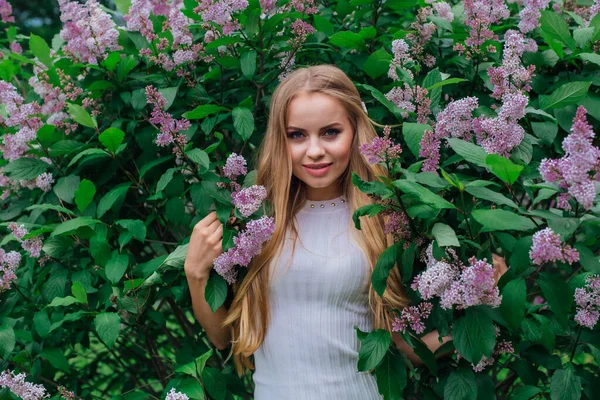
(252, 196, 384, 400)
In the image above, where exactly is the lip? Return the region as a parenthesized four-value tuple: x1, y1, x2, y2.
(303, 163, 332, 177)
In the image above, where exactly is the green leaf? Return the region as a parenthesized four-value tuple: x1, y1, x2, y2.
(0, 325, 15, 358)
(352, 204, 386, 230)
(357, 329, 391, 371)
(40, 348, 70, 372)
(537, 272, 573, 328)
(485, 154, 523, 185)
(115, 219, 147, 243)
(205, 273, 228, 313)
(329, 31, 367, 50)
(158, 87, 178, 110)
(371, 242, 400, 297)
(139, 155, 173, 178)
(531, 121, 558, 147)
(579, 52, 600, 66)
(574, 244, 600, 273)
(500, 279, 526, 330)
(375, 348, 407, 399)
(97, 183, 131, 218)
(363, 49, 392, 79)
(106, 252, 129, 285)
(155, 168, 177, 195)
(403, 123, 432, 158)
(185, 148, 210, 172)
(232, 107, 254, 141)
(444, 367, 478, 400)
(352, 172, 393, 197)
(447, 138, 488, 167)
(425, 77, 469, 91)
(94, 312, 121, 348)
(53, 175, 80, 204)
(67, 102, 97, 129)
(71, 281, 88, 305)
(99, 127, 125, 153)
(74, 179, 96, 213)
(392, 180, 455, 210)
(432, 223, 460, 247)
(509, 386, 542, 400)
(34, 311, 51, 338)
(464, 186, 518, 209)
(67, 148, 110, 169)
(29, 34, 53, 68)
(201, 367, 227, 400)
(183, 104, 229, 119)
(240, 50, 257, 79)
(356, 83, 415, 119)
(116, 55, 138, 81)
(452, 308, 496, 364)
(3, 157, 48, 180)
(539, 81, 592, 110)
(540, 10, 577, 51)
(550, 363, 581, 400)
(46, 296, 84, 307)
(51, 216, 100, 236)
(471, 209, 537, 232)
(161, 244, 188, 269)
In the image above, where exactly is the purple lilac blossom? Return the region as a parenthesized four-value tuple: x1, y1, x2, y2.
(194, 0, 249, 36)
(488, 30, 537, 100)
(359, 126, 402, 165)
(419, 97, 478, 171)
(383, 211, 411, 244)
(587, 0, 600, 26)
(574, 274, 600, 329)
(529, 227, 579, 265)
(433, 2, 453, 22)
(0, 369, 48, 400)
(8, 222, 44, 258)
(277, 50, 296, 82)
(440, 257, 502, 309)
(388, 39, 414, 81)
(514, 0, 551, 33)
(58, 0, 122, 65)
(35, 172, 55, 192)
(165, 388, 190, 400)
(385, 83, 431, 124)
(0, 0, 14, 23)
(289, 0, 318, 14)
(223, 152, 248, 180)
(539, 106, 600, 210)
(462, 0, 509, 51)
(405, 7, 437, 65)
(0, 248, 21, 291)
(213, 216, 275, 284)
(392, 302, 433, 334)
(231, 185, 267, 218)
(145, 86, 190, 155)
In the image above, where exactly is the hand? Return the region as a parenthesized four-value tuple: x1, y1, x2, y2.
(184, 211, 224, 281)
(491, 253, 508, 284)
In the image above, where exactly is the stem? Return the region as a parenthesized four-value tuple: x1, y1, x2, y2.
(570, 325, 582, 362)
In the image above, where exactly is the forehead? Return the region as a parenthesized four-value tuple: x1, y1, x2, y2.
(286, 92, 349, 127)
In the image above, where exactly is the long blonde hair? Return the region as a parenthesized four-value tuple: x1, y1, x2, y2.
(222, 64, 410, 376)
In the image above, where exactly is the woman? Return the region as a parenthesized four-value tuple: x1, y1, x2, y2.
(184, 64, 507, 399)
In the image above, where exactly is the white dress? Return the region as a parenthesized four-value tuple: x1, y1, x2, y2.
(252, 197, 384, 400)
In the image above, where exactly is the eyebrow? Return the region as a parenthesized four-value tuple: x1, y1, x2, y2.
(286, 122, 343, 131)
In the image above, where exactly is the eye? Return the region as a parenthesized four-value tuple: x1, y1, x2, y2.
(324, 129, 340, 137)
(286, 131, 304, 139)
(286, 129, 341, 139)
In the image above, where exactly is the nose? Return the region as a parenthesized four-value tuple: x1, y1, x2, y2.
(306, 136, 326, 159)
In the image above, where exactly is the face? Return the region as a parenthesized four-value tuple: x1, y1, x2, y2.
(285, 91, 354, 201)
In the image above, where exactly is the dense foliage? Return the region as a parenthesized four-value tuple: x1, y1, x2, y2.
(0, 0, 600, 399)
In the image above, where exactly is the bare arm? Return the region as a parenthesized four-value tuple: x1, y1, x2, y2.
(186, 274, 231, 351)
(392, 331, 452, 366)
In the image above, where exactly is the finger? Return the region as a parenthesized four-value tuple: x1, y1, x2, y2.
(198, 211, 217, 227)
(208, 222, 223, 241)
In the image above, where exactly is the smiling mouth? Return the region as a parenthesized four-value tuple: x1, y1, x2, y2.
(304, 163, 333, 169)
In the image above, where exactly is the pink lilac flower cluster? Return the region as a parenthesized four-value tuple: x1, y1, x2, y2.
(385, 83, 431, 124)
(213, 216, 276, 284)
(529, 227, 579, 265)
(194, 0, 249, 36)
(539, 106, 600, 210)
(29, 67, 82, 134)
(488, 30, 537, 100)
(507, 0, 551, 33)
(231, 185, 268, 218)
(457, 326, 514, 371)
(383, 210, 411, 245)
(0, 248, 21, 291)
(0, 369, 48, 400)
(359, 126, 402, 165)
(419, 97, 478, 172)
(165, 388, 189, 400)
(388, 39, 415, 81)
(58, 0, 122, 65)
(0, 0, 14, 23)
(223, 152, 248, 182)
(412, 243, 501, 310)
(8, 222, 44, 258)
(277, 50, 296, 82)
(289, 0, 318, 14)
(392, 302, 433, 334)
(574, 274, 600, 329)
(405, 7, 437, 67)
(0, 80, 43, 161)
(288, 20, 316, 47)
(473, 92, 528, 157)
(457, 0, 509, 57)
(588, 0, 600, 26)
(57, 386, 76, 400)
(145, 86, 190, 156)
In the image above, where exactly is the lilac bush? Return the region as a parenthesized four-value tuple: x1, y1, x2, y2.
(0, 0, 599, 398)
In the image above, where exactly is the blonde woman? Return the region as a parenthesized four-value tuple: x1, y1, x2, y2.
(184, 64, 507, 399)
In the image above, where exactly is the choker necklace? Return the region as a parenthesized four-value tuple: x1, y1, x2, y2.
(307, 196, 347, 208)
